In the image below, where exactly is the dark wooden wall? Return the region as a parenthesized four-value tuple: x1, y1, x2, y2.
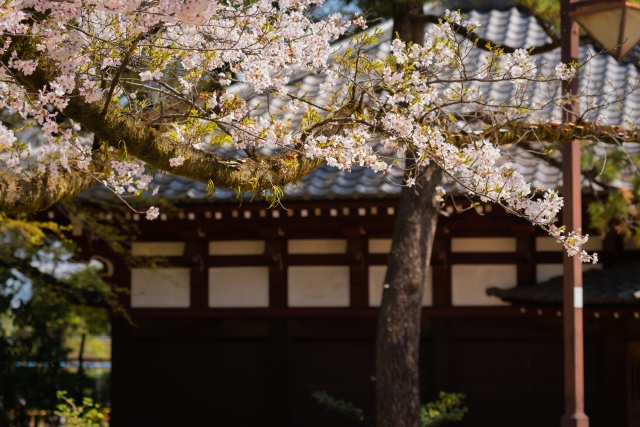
(110, 316, 639, 427)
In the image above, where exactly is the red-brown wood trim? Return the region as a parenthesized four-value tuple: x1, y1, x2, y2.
(182, 229, 208, 309)
(512, 224, 536, 286)
(111, 258, 131, 311)
(432, 231, 451, 307)
(262, 228, 287, 308)
(110, 305, 640, 319)
(342, 226, 368, 308)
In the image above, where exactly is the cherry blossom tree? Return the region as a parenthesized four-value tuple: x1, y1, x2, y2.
(0, 0, 624, 257)
(0, 2, 639, 425)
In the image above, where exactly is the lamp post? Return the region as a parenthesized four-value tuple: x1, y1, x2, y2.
(560, 2, 588, 427)
(560, 1, 638, 426)
(570, 0, 640, 61)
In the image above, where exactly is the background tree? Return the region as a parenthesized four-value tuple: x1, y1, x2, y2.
(0, 217, 114, 427)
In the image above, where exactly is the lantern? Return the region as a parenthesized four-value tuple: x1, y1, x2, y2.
(570, 0, 640, 61)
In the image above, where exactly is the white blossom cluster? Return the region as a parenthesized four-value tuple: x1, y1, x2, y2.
(0, 0, 352, 199)
(106, 158, 155, 196)
(0, 4, 600, 262)
(294, 11, 592, 262)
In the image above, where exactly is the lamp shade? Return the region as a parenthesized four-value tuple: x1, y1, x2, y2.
(571, 1, 640, 61)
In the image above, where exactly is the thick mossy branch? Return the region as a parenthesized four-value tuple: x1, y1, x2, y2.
(1, 36, 325, 199)
(0, 167, 100, 215)
(448, 121, 640, 146)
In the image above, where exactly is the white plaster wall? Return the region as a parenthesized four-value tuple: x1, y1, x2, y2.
(209, 240, 265, 255)
(208, 267, 269, 307)
(536, 263, 604, 283)
(451, 237, 517, 253)
(131, 268, 190, 307)
(288, 239, 347, 254)
(368, 238, 392, 254)
(451, 265, 516, 306)
(536, 264, 563, 282)
(536, 236, 603, 252)
(288, 266, 350, 307)
(368, 265, 432, 306)
(131, 242, 185, 256)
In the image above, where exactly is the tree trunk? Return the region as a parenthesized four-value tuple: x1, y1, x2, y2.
(376, 163, 442, 427)
(375, 3, 437, 427)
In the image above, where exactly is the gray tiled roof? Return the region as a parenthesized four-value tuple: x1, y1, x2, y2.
(486, 261, 640, 305)
(81, 7, 640, 204)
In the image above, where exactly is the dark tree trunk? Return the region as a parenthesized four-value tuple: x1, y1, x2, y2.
(376, 163, 442, 427)
(392, 1, 426, 46)
(375, 3, 438, 427)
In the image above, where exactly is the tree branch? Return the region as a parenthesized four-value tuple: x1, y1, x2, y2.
(0, 167, 103, 215)
(1, 36, 331, 205)
(100, 32, 145, 116)
(447, 121, 640, 147)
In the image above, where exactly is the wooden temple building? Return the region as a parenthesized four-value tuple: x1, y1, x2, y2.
(44, 5, 640, 427)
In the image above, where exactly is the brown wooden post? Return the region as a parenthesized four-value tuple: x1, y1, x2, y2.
(561, 0, 589, 425)
(182, 228, 209, 309)
(342, 226, 368, 307)
(431, 229, 451, 307)
(261, 227, 287, 308)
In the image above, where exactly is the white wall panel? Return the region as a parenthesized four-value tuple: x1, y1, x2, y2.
(536, 264, 563, 283)
(288, 266, 349, 307)
(131, 268, 190, 307)
(368, 239, 392, 254)
(536, 237, 563, 252)
(368, 265, 432, 307)
(288, 239, 347, 254)
(451, 237, 516, 253)
(451, 265, 516, 306)
(131, 242, 185, 256)
(208, 267, 269, 307)
(209, 240, 265, 255)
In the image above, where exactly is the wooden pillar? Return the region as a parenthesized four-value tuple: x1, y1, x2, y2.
(561, 0, 588, 425)
(109, 258, 132, 427)
(342, 226, 368, 307)
(431, 228, 451, 307)
(602, 317, 627, 426)
(110, 318, 133, 427)
(512, 224, 536, 285)
(267, 319, 291, 426)
(262, 228, 287, 308)
(430, 318, 454, 398)
(182, 229, 208, 309)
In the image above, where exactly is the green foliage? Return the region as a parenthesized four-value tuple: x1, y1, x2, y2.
(0, 217, 114, 426)
(581, 140, 640, 244)
(312, 389, 467, 426)
(588, 190, 640, 245)
(312, 391, 370, 423)
(54, 391, 108, 427)
(421, 392, 468, 427)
